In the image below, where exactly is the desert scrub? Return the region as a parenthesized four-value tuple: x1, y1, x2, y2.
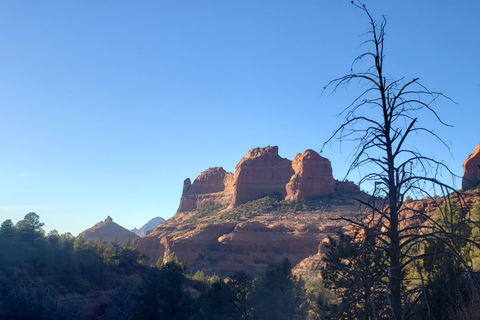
(186, 204, 228, 222)
(219, 194, 333, 221)
(221, 194, 283, 221)
(191, 193, 358, 223)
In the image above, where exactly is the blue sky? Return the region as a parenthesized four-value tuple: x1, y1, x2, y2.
(0, 1, 479, 235)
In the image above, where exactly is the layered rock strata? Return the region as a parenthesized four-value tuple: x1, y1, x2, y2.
(135, 212, 356, 276)
(285, 149, 336, 200)
(177, 146, 338, 212)
(178, 167, 234, 212)
(232, 146, 294, 206)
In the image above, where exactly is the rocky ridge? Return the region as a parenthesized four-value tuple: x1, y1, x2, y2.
(136, 146, 368, 276)
(135, 143, 480, 277)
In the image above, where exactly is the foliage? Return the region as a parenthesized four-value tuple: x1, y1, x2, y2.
(229, 271, 255, 320)
(195, 280, 236, 320)
(302, 277, 338, 320)
(130, 261, 194, 320)
(215, 193, 354, 222)
(0, 213, 147, 319)
(186, 203, 228, 222)
(322, 232, 389, 319)
(251, 258, 307, 320)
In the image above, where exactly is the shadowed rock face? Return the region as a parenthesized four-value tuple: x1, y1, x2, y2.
(78, 216, 138, 245)
(177, 146, 338, 212)
(462, 143, 480, 190)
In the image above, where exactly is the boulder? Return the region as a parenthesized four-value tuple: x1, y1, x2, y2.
(285, 149, 336, 200)
(462, 142, 480, 190)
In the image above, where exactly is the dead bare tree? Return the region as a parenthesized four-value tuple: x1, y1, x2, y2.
(322, 2, 476, 319)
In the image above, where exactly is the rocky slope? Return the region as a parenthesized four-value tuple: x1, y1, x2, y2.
(136, 190, 369, 277)
(136, 143, 480, 277)
(78, 216, 138, 245)
(136, 146, 369, 276)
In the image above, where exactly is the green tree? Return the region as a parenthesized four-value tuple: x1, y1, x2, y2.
(251, 258, 305, 320)
(302, 277, 337, 320)
(0, 219, 17, 238)
(16, 212, 45, 245)
(229, 271, 254, 320)
(322, 232, 388, 319)
(118, 238, 141, 272)
(416, 203, 475, 319)
(131, 261, 193, 320)
(196, 278, 236, 320)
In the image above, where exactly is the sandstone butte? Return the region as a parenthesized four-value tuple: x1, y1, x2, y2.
(78, 216, 138, 245)
(462, 142, 480, 191)
(135, 146, 370, 277)
(178, 146, 337, 212)
(135, 143, 480, 277)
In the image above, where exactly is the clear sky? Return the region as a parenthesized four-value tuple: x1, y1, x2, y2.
(1, 1, 479, 236)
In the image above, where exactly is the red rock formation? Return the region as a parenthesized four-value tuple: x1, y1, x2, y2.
(462, 142, 480, 190)
(232, 146, 294, 206)
(135, 214, 352, 276)
(285, 149, 336, 200)
(77, 216, 138, 245)
(177, 167, 234, 212)
(177, 146, 340, 211)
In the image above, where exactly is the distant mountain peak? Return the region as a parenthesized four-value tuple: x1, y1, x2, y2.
(131, 216, 165, 237)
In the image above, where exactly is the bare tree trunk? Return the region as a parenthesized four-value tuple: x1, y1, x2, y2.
(322, 1, 468, 318)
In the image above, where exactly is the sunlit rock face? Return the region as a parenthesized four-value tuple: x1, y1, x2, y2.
(135, 146, 380, 276)
(177, 146, 338, 211)
(232, 146, 294, 206)
(285, 149, 336, 201)
(177, 167, 234, 212)
(462, 143, 480, 191)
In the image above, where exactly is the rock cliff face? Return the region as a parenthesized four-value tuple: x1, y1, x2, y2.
(232, 146, 294, 206)
(178, 167, 234, 212)
(177, 146, 337, 212)
(462, 142, 480, 190)
(285, 149, 336, 201)
(78, 216, 138, 245)
(135, 203, 362, 276)
(135, 146, 480, 277)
